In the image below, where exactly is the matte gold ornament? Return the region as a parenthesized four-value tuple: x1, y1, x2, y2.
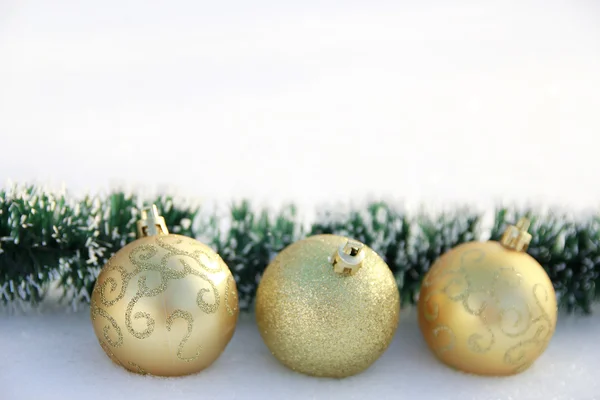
(418, 218, 557, 376)
(90, 205, 238, 376)
(255, 234, 400, 378)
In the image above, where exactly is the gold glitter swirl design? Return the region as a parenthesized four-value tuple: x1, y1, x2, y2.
(425, 249, 523, 355)
(166, 310, 201, 362)
(128, 362, 148, 375)
(100, 240, 223, 341)
(125, 294, 156, 340)
(90, 234, 239, 376)
(432, 325, 455, 353)
(419, 241, 557, 375)
(503, 283, 553, 369)
(180, 259, 220, 314)
(156, 235, 223, 274)
(467, 325, 495, 353)
(224, 274, 238, 316)
(91, 300, 123, 347)
(97, 262, 129, 307)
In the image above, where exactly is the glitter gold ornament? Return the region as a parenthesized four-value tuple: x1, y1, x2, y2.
(255, 234, 400, 378)
(90, 205, 238, 376)
(418, 218, 557, 376)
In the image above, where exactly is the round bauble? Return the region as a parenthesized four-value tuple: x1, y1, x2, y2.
(90, 206, 239, 376)
(418, 219, 557, 376)
(255, 234, 400, 378)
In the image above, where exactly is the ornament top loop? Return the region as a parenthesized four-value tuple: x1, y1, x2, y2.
(136, 204, 169, 237)
(332, 239, 365, 275)
(500, 217, 532, 252)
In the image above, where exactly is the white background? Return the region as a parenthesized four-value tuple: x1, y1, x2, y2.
(1, 0, 600, 399)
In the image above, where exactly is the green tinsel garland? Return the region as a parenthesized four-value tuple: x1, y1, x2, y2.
(0, 185, 598, 313)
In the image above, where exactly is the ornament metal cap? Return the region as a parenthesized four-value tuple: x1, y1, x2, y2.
(332, 239, 365, 275)
(136, 204, 169, 237)
(500, 217, 532, 252)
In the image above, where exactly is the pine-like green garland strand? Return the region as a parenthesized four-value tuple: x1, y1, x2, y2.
(0, 185, 598, 314)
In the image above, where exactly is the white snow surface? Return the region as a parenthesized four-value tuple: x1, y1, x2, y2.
(1, 0, 600, 399)
(1, 307, 599, 400)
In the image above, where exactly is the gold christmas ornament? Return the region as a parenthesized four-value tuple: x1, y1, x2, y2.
(90, 205, 239, 376)
(418, 218, 557, 376)
(255, 234, 400, 378)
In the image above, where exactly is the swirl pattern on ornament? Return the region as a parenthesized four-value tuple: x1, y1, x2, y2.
(224, 274, 238, 316)
(166, 309, 201, 362)
(422, 247, 554, 373)
(91, 301, 123, 347)
(92, 235, 228, 369)
(431, 325, 455, 353)
(128, 362, 148, 375)
(503, 283, 553, 367)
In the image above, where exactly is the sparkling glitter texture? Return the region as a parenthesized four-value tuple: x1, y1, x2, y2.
(90, 234, 239, 376)
(418, 241, 558, 376)
(255, 234, 400, 378)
